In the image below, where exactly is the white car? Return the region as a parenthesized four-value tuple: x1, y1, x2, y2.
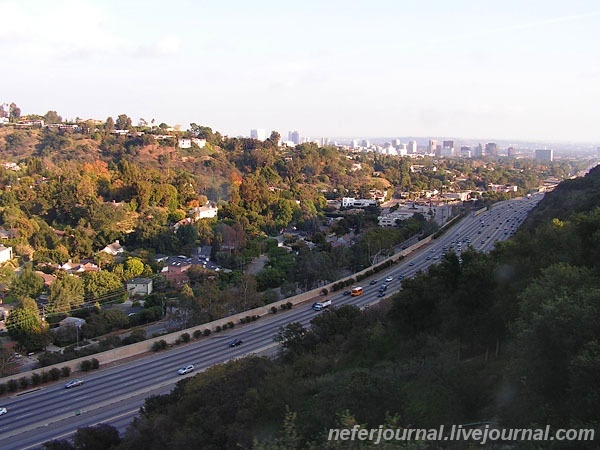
(385, 276, 394, 282)
(177, 364, 195, 375)
(0, 407, 7, 416)
(64, 379, 84, 389)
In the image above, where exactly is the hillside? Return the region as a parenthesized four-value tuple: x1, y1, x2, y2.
(94, 168, 600, 449)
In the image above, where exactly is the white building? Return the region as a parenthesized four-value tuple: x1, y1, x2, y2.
(378, 212, 414, 227)
(126, 277, 153, 296)
(101, 240, 124, 256)
(342, 197, 378, 208)
(0, 245, 12, 263)
(190, 203, 218, 219)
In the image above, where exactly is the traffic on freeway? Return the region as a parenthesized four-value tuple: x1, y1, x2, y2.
(0, 194, 542, 449)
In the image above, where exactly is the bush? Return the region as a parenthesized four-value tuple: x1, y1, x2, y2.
(321, 288, 329, 296)
(239, 317, 246, 324)
(193, 329, 203, 339)
(6, 379, 18, 392)
(286, 302, 293, 310)
(19, 377, 29, 389)
(61, 366, 72, 378)
(41, 371, 49, 383)
(251, 315, 258, 321)
(91, 358, 99, 370)
(181, 332, 190, 343)
(203, 329, 211, 336)
(0, 384, 6, 395)
(80, 360, 92, 372)
(271, 306, 278, 314)
(31, 372, 42, 386)
(49, 368, 61, 381)
(227, 321, 234, 329)
(215, 325, 222, 332)
(152, 339, 167, 352)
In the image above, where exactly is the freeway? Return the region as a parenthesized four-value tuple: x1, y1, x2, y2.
(0, 194, 543, 449)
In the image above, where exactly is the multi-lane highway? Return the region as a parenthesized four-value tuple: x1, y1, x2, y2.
(0, 194, 543, 449)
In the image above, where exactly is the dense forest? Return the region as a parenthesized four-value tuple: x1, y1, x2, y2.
(44, 166, 600, 448)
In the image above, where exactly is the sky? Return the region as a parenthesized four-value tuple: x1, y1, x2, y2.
(2, 0, 600, 143)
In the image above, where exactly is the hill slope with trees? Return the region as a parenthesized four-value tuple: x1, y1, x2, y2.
(46, 167, 600, 449)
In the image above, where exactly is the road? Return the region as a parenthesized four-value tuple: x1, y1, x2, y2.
(0, 194, 543, 450)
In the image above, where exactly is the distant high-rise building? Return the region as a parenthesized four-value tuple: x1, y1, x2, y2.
(392, 139, 402, 147)
(251, 129, 266, 141)
(351, 139, 359, 148)
(535, 149, 554, 162)
(321, 137, 330, 146)
(288, 131, 300, 145)
(485, 142, 498, 157)
(507, 146, 515, 158)
(408, 140, 417, 154)
(460, 146, 471, 158)
(361, 139, 371, 148)
(428, 139, 437, 153)
(443, 140, 454, 149)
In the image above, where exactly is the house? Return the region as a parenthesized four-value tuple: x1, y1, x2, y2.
(0, 245, 13, 264)
(126, 278, 153, 296)
(35, 271, 56, 288)
(0, 229, 17, 239)
(162, 260, 192, 286)
(189, 203, 218, 220)
(59, 316, 86, 329)
(101, 240, 124, 256)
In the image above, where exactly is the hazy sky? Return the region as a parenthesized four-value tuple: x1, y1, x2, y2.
(2, 0, 599, 142)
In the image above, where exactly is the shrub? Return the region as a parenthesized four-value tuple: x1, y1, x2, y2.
(19, 377, 29, 389)
(193, 329, 203, 339)
(215, 325, 222, 332)
(181, 332, 190, 343)
(227, 321, 234, 329)
(286, 302, 293, 310)
(49, 368, 61, 381)
(251, 315, 258, 321)
(6, 379, 18, 392)
(31, 372, 42, 386)
(239, 317, 246, 324)
(271, 306, 278, 314)
(41, 371, 49, 383)
(246, 315, 252, 323)
(321, 288, 328, 296)
(91, 358, 99, 370)
(203, 329, 211, 336)
(151, 339, 167, 352)
(80, 360, 92, 372)
(0, 384, 6, 395)
(61, 366, 71, 378)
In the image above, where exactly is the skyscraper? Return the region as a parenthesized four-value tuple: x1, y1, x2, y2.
(485, 143, 498, 157)
(408, 140, 417, 154)
(535, 149, 554, 161)
(288, 131, 300, 145)
(250, 129, 266, 141)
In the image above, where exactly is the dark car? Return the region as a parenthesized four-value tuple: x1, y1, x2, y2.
(369, 279, 378, 285)
(342, 290, 351, 296)
(229, 338, 243, 347)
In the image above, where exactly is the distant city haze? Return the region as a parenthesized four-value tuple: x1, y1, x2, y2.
(2, 0, 599, 143)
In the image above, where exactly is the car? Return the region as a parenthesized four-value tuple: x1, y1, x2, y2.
(229, 338, 243, 347)
(369, 279, 378, 285)
(64, 379, 84, 389)
(377, 292, 386, 297)
(426, 256, 431, 260)
(385, 276, 394, 282)
(0, 407, 7, 416)
(397, 275, 404, 280)
(342, 290, 351, 296)
(409, 262, 415, 266)
(177, 364, 195, 375)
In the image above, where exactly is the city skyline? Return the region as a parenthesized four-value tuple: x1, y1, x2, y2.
(2, 0, 599, 143)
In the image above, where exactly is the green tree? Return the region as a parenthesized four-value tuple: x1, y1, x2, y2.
(48, 274, 85, 315)
(9, 265, 44, 301)
(6, 296, 46, 339)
